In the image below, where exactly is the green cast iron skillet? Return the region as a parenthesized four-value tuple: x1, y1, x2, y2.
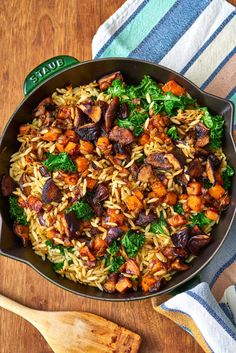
(0, 56, 235, 301)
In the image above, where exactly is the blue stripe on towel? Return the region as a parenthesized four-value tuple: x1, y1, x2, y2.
(180, 11, 236, 75)
(128, 0, 210, 62)
(187, 290, 236, 340)
(94, 0, 150, 58)
(201, 47, 236, 89)
(227, 87, 236, 99)
(210, 253, 236, 288)
(219, 303, 236, 326)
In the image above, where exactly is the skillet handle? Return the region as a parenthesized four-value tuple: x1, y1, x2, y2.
(170, 274, 201, 296)
(23, 55, 80, 96)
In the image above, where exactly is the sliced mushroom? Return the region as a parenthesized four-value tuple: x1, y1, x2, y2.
(13, 224, 29, 247)
(33, 97, 54, 118)
(113, 143, 129, 155)
(130, 162, 139, 179)
(175, 173, 189, 187)
(138, 165, 154, 182)
(190, 225, 203, 236)
(206, 158, 215, 184)
(146, 152, 171, 169)
(1, 174, 17, 196)
(65, 210, 80, 240)
(188, 234, 211, 255)
(19, 173, 31, 196)
(188, 158, 203, 178)
(37, 211, 47, 227)
(39, 166, 50, 177)
(97, 100, 109, 117)
(98, 71, 123, 91)
(74, 107, 89, 128)
(163, 246, 189, 260)
(171, 226, 189, 248)
(135, 212, 156, 226)
(75, 123, 101, 142)
(106, 227, 124, 245)
(79, 104, 102, 123)
(105, 96, 119, 133)
(195, 122, 210, 147)
(118, 103, 129, 119)
(109, 126, 135, 145)
(42, 179, 62, 204)
(93, 183, 109, 203)
(194, 147, 209, 159)
(165, 147, 186, 170)
(171, 258, 189, 271)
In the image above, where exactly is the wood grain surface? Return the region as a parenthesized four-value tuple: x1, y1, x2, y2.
(0, 1, 235, 353)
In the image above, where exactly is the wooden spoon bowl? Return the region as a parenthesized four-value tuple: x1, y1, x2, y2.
(0, 294, 141, 353)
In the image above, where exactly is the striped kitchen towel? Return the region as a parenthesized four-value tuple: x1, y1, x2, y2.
(92, 1, 236, 352)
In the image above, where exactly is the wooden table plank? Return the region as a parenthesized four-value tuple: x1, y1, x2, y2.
(0, 1, 235, 352)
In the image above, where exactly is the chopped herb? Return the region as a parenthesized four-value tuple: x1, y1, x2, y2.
(121, 231, 145, 258)
(107, 79, 127, 99)
(173, 203, 184, 215)
(203, 179, 213, 189)
(117, 110, 149, 136)
(150, 92, 195, 115)
(67, 247, 75, 253)
(167, 126, 180, 140)
(9, 196, 28, 225)
(202, 108, 224, 149)
(45, 240, 65, 255)
(68, 260, 73, 265)
(53, 262, 64, 271)
(106, 256, 125, 273)
(107, 240, 119, 256)
(150, 212, 168, 235)
(67, 200, 94, 221)
(43, 152, 77, 173)
(222, 164, 235, 190)
(190, 213, 212, 228)
(137, 155, 145, 164)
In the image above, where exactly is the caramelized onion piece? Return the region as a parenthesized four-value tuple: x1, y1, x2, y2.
(42, 179, 62, 204)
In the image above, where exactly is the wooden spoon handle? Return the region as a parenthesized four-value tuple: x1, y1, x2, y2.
(0, 294, 37, 324)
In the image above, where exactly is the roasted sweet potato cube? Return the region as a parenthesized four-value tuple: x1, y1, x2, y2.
(162, 80, 185, 96)
(27, 195, 43, 213)
(115, 276, 132, 293)
(168, 215, 187, 227)
(86, 177, 97, 190)
(125, 259, 140, 276)
(152, 181, 167, 197)
(209, 184, 225, 200)
(205, 209, 219, 221)
(103, 273, 118, 293)
(92, 237, 107, 256)
(187, 196, 203, 212)
(79, 246, 96, 262)
(187, 182, 202, 196)
(80, 140, 94, 154)
(141, 275, 157, 292)
(164, 191, 178, 205)
(125, 195, 143, 212)
(75, 156, 89, 173)
(64, 141, 78, 155)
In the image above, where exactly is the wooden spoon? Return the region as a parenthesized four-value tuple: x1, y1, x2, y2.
(0, 294, 141, 353)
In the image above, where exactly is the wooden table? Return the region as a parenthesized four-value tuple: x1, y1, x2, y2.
(0, 1, 235, 352)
